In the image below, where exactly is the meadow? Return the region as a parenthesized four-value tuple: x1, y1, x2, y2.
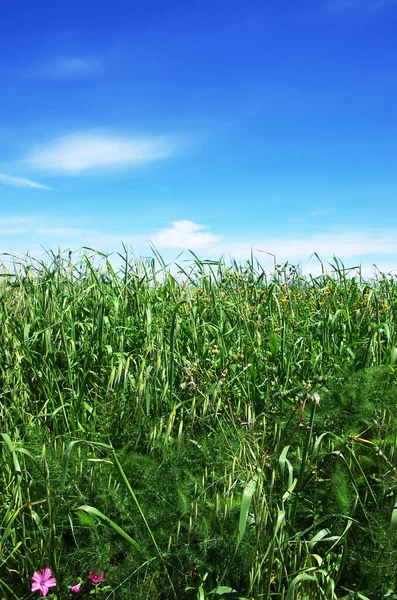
(1, 249, 397, 599)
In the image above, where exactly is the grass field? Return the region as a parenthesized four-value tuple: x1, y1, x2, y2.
(1, 249, 397, 599)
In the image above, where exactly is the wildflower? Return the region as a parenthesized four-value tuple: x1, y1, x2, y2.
(31, 568, 56, 597)
(71, 583, 82, 593)
(311, 393, 320, 405)
(90, 569, 105, 583)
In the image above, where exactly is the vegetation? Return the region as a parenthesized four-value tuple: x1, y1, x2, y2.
(1, 249, 397, 599)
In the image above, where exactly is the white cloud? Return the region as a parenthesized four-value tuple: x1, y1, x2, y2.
(34, 56, 103, 78)
(34, 227, 140, 248)
(54, 57, 103, 76)
(220, 231, 397, 261)
(304, 0, 397, 21)
(0, 228, 27, 236)
(24, 131, 176, 173)
(0, 216, 36, 236)
(0, 173, 54, 190)
(2, 217, 397, 279)
(301, 261, 397, 279)
(150, 220, 219, 249)
(327, 0, 397, 12)
(0, 216, 35, 226)
(149, 224, 397, 262)
(148, 226, 397, 276)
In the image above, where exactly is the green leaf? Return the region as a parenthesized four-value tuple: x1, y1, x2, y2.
(391, 500, 397, 533)
(209, 587, 248, 599)
(1, 433, 21, 473)
(286, 573, 318, 600)
(76, 505, 143, 552)
(197, 585, 205, 600)
(308, 528, 331, 551)
(236, 475, 257, 553)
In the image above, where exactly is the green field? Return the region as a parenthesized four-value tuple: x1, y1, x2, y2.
(1, 250, 397, 599)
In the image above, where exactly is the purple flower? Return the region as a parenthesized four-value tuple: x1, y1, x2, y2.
(31, 568, 57, 597)
(71, 582, 82, 593)
(90, 569, 104, 583)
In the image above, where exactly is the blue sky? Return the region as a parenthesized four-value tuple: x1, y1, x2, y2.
(1, 0, 397, 274)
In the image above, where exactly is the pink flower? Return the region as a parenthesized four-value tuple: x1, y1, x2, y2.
(31, 568, 57, 597)
(90, 569, 104, 583)
(71, 583, 82, 593)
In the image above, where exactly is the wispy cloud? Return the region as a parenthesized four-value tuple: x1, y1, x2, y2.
(3, 217, 397, 279)
(303, 0, 397, 21)
(150, 220, 219, 249)
(149, 226, 397, 278)
(0, 217, 141, 251)
(34, 56, 103, 78)
(24, 131, 177, 173)
(216, 231, 397, 262)
(149, 223, 397, 269)
(0, 216, 39, 237)
(0, 216, 35, 227)
(327, 0, 397, 13)
(0, 173, 54, 190)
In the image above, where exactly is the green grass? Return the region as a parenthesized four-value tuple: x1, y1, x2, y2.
(1, 249, 397, 599)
